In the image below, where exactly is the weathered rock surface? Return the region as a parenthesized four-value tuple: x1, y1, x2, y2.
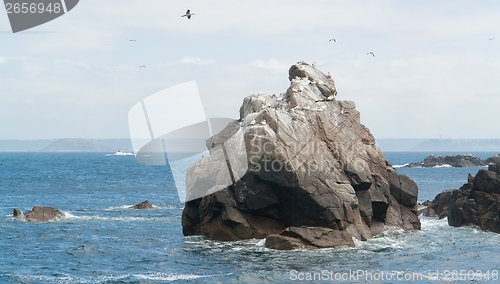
(130, 200, 153, 209)
(406, 154, 485, 168)
(425, 162, 500, 233)
(182, 62, 420, 249)
(266, 226, 354, 250)
(15, 206, 64, 222)
(485, 154, 500, 164)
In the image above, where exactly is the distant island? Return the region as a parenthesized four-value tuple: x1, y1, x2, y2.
(0, 138, 133, 152)
(39, 138, 114, 152)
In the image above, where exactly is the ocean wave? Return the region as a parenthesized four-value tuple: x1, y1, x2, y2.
(134, 272, 210, 281)
(12, 272, 208, 284)
(354, 227, 407, 252)
(103, 204, 176, 211)
(62, 212, 152, 222)
(103, 204, 135, 211)
(393, 163, 409, 168)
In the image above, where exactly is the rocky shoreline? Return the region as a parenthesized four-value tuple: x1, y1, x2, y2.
(422, 161, 500, 233)
(182, 62, 420, 250)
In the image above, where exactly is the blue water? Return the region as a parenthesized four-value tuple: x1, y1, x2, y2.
(1, 151, 500, 283)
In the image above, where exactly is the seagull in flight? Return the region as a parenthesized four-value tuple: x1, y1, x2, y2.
(489, 37, 494, 40)
(139, 65, 146, 68)
(329, 38, 336, 42)
(367, 51, 375, 57)
(182, 9, 195, 19)
(129, 39, 137, 42)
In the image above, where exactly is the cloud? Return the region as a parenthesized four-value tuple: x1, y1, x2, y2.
(179, 57, 215, 65)
(250, 58, 288, 73)
(0, 57, 29, 65)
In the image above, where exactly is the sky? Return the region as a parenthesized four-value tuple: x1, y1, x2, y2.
(1, 0, 500, 140)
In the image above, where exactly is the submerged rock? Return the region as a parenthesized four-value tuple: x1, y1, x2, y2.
(406, 154, 485, 168)
(17, 206, 64, 222)
(426, 162, 500, 233)
(130, 200, 153, 209)
(182, 61, 420, 249)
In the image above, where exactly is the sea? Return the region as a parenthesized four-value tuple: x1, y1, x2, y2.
(1, 151, 500, 283)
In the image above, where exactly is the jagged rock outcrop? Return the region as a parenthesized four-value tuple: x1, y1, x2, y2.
(424, 162, 500, 233)
(406, 154, 485, 168)
(14, 206, 63, 222)
(182, 62, 420, 249)
(130, 200, 153, 209)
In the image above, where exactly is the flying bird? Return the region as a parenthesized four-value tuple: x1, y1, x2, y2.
(329, 38, 336, 42)
(489, 37, 494, 40)
(139, 65, 146, 68)
(367, 51, 375, 57)
(129, 39, 137, 42)
(182, 9, 195, 19)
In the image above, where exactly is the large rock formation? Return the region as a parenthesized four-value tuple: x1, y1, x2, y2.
(423, 162, 500, 233)
(14, 206, 64, 222)
(406, 154, 485, 168)
(182, 62, 420, 250)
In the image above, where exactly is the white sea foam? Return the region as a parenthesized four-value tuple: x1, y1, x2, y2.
(393, 163, 409, 168)
(61, 212, 157, 222)
(104, 205, 134, 211)
(134, 272, 209, 281)
(103, 204, 176, 211)
(432, 164, 452, 168)
(256, 239, 266, 247)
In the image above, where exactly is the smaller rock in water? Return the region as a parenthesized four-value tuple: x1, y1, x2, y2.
(13, 208, 23, 219)
(23, 206, 63, 222)
(130, 200, 153, 209)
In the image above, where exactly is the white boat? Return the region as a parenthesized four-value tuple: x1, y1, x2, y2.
(108, 150, 134, 156)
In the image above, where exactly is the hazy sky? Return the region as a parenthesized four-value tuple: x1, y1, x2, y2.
(1, 0, 500, 140)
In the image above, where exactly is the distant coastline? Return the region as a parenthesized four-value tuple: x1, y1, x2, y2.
(376, 138, 500, 152)
(2, 138, 500, 152)
(0, 138, 133, 152)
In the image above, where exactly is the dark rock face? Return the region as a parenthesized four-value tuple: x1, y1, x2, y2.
(20, 206, 63, 222)
(182, 62, 420, 249)
(420, 189, 455, 218)
(406, 154, 485, 168)
(426, 161, 500, 233)
(130, 200, 153, 209)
